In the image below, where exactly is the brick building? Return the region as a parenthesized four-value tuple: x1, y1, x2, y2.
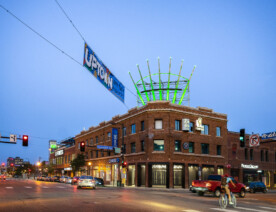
(74, 101, 228, 188)
(228, 131, 276, 189)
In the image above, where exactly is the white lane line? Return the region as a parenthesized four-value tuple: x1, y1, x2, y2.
(259, 206, 276, 211)
(182, 210, 201, 212)
(5, 187, 13, 189)
(42, 186, 49, 188)
(210, 208, 238, 212)
(56, 186, 65, 188)
(235, 207, 269, 212)
(24, 186, 32, 189)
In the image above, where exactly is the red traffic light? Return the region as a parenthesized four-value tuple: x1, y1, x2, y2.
(22, 135, 28, 146)
(1, 162, 5, 166)
(123, 161, 127, 166)
(10, 163, 14, 167)
(81, 142, 85, 146)
(80, 141, 85, 152)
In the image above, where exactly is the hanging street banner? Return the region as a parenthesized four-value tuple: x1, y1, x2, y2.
(261, 131, 276, 140)
(112, 128, 118, 147)
(83, 43, 125, 103)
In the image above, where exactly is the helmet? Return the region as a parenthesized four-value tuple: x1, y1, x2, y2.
(224, 174, 229, 177)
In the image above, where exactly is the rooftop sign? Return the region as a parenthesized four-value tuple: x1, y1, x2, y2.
(83, 43, 125, 103)
(261, 131, 276, 140)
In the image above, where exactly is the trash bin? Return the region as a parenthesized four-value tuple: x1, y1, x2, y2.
(117, 180, 121, 187)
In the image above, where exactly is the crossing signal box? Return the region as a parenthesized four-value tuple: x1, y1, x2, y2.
(240, 129, 245, 147)
(80, 141, 85, 152)
(22, 135, 28, 146)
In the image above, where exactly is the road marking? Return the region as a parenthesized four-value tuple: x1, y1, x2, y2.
(42, 186, 49, 188)
(259, 207, 276, 211)
(5, 187, 13, 189)
(235, 207, 269, 212)
(210, 208, 237, 212)
(182, 210, 201, 212)
(56, 186, 65, 188)
(24, 186, 32, 189)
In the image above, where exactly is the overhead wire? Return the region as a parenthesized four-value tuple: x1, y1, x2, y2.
(0, 3, 136, 110)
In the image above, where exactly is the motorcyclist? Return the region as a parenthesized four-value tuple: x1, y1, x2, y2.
(221, 174, 236, 204)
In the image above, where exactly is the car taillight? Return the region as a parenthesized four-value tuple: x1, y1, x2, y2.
(192, 181, 195, 186)
(206, 183, 211, 187)
(91, 180, 95, 183)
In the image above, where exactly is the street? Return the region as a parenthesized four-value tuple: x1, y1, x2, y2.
(0, 178, 275, 212)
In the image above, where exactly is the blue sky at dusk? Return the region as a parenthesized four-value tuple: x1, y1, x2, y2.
(0, 0, 275, 163)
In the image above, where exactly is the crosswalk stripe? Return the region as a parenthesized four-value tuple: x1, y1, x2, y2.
(5, 187, 13, 189)
(235, 207, 269, 212)
(210, 208, 237, 212)
(259, 207, 276, 211)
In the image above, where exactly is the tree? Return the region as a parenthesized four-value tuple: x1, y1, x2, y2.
(70, 154, 85, 175)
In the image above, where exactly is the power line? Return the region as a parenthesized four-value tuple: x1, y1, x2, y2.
(0, 4, 136, 106)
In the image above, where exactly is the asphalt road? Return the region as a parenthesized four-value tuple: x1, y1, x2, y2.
(0, 178, 275, 212)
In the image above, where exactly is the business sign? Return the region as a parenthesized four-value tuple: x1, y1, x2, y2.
(97, 145, 113, 150)
(249, 134, 260, 147)
(195, 117, 204, 131)
(182, 119, 190, 131)
(183, 142, 189, 150)
(83, 43, 125, 103)
(55, 149, 64, 157)
(112, 128, 118, 147)
(241, 164, 258, 169)
(261, 131, 276, 140)
(109, 158, 120, 163)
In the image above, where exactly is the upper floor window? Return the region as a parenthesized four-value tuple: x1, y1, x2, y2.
(216, 127, 221, 137)
(107, 132, 111, 139)
(131, 142, 136, 153)
(90, 138, 93, 146)
(265, 150, 269, 162)
(90, 151, 93, 158)
(217, 145, 221, 155)
(201, 143, 209, 154)
(189, 122, 194, 132)
(123, 127, 126, 136)
(122, 144, 126, 154)
(155, 120, 163, 129)
(154, 139, 164, 151)
(96, 150, 98, 158)
(250, 149, 253, 160)
(141, 121, 145, 131)
(131, 124, 136, 134)
(174, 140, 181, 152)
(175, 120, 181, 131)
(189, 142, 194, 153)
(101, 150, 104, 157)
(261, 150, 264, 161)
(245, 148, 248, 160)
(141, 140, 145, 152)
(96, 136, 98, 144)
(201, 125, 209, 135)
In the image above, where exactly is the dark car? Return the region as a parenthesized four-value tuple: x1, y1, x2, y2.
(94, 177, 104, 186)
(247, 182, 267, 193)
(71, 176, 80, 185)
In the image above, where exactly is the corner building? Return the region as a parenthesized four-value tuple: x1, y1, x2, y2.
(75, 101, 228, 188)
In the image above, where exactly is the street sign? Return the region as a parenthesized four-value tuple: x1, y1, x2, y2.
(10, 134, 17, 142)
(114, 147, 121, 154)
(249, 134, 260, 147)
(97, 145, 113, 150)
(109, 158, 120, 163)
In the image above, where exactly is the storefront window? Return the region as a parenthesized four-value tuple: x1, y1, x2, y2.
(173, 165, 183, 187)
(202, 166, 214, 180)
(217, 167, 224, 175)
(175, 120, 181, 131)
(154, 140, 164, 151)
(174, 140, 181, 152)
(127, 165, 135, 186)
(188, 165, 199, 186)
(152, 164, 167, 187)
(106, 165, 111, 181)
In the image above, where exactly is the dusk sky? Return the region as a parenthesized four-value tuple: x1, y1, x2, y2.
(0, 0, 275, 164)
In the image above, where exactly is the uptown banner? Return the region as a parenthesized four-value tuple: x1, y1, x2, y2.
(83, 43, 125, 103)
(112, 128, 118, 147)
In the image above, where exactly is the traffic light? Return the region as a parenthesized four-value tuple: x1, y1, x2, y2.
(240, 129, 245, 147)
(122, 161, 127, 168)
(10, 163, 14, 167)
(22, 135, 28, 146)
(1, 162, 4, 167)
(80, 141, 85, 152)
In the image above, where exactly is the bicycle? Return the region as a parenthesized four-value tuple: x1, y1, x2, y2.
(219, 188, 237, 209)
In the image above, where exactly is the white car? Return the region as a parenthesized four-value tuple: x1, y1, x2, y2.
(77, 176, 96, 189)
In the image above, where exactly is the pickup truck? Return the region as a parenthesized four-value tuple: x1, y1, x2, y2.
(191, 175, 246, 197)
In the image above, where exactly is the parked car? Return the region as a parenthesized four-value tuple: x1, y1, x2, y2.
(71, 176, 80, 185)
(94, 177, 104, 186)
(65, 177, 73, 184)
(191, 175, 246, 197)
(45, 176, 52, 182)
(77, 176, 96, 189)
(0, 175, 6, 180)
(59, 176, 69, 183)
(51, 176, 60, 182)
(246, 182, 267, 193)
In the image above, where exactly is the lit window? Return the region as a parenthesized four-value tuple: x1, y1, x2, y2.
(174, 140, 181, 152)
(155, 120, 163, 129)
(154, 140, 164, 151)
